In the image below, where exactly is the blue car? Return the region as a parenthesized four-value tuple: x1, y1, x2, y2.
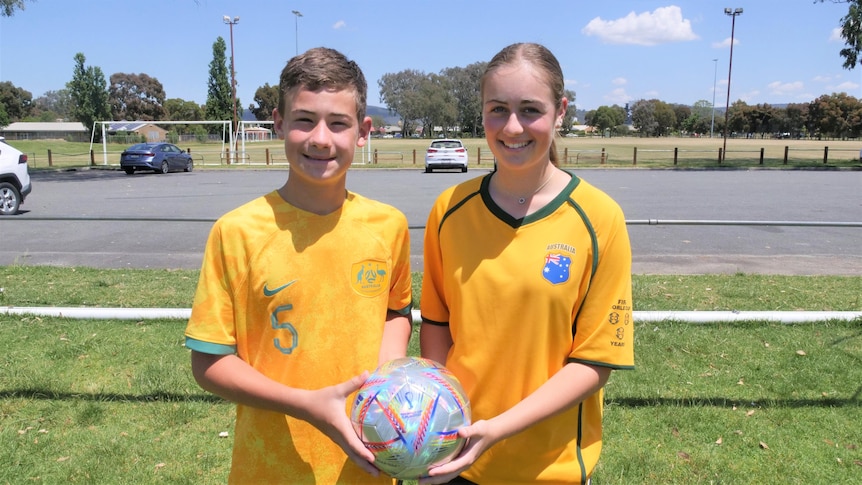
(120, 142, 193, 175)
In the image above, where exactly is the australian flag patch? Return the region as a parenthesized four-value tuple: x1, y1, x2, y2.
(542, 253, 571, 284)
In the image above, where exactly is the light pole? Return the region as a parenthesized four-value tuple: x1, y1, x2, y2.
(292, 10, 302, 56)
(711, 58, 718, 138)
(223, 15, 240, 164)
(722, 7, 742, 163)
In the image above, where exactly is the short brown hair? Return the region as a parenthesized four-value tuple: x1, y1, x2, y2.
(277, 47, 368, 121)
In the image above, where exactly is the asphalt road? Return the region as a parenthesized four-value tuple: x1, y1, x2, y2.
(2, 167, 860, 275)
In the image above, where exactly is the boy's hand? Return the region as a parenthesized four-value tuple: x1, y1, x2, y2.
(303, 372, 379, 476)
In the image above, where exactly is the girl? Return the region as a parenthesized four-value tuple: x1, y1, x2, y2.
(420, 43, 634, 484)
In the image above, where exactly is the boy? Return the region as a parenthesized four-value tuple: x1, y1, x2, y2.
(184, 47, 413, 483)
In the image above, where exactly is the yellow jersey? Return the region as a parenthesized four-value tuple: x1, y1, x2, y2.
(185, 190, 412, 484)
(421, 172, 634, 484)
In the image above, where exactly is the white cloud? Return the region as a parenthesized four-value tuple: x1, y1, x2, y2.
(829, 27, 843, 42)
(736, 89, 760, 103)
(333, 20, 346, 30)
(712, 37, 739, 49)
(832, 80, 860, 92)
(582, 6, 699, 46)
(612, 77, 627, 86)
(604, 88, 631, 105)
(767, 81, 804, 96)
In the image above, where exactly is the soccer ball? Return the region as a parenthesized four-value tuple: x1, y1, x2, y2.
(350, 356, 471, 479)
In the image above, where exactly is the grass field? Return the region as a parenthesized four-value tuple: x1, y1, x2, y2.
(13, 136, 862, 171)
(1, 266, 860, 483)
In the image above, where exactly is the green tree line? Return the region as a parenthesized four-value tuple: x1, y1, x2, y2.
(2, 0, 861, 140)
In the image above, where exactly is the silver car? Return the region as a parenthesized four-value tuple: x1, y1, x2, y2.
(424, 139, 468, 173)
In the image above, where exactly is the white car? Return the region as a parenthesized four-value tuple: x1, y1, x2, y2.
(425, 139, 468, 173)
(0, 137, 31, 215)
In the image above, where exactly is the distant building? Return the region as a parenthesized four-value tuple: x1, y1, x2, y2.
(1, 121, 88, 141)
(107, 122, 168, 142)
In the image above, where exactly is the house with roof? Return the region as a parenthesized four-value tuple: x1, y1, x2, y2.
(107, 122, 168, 143)
(0, 122, 89, 142)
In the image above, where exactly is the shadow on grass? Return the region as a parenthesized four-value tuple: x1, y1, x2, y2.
(606, 396, 861, 408)
(3, 389, 858, 408)
(0, 389, 225, 403)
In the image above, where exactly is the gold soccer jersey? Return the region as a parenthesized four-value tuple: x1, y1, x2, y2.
(185, 190, 412, 484)
(421, 172, 634, 484)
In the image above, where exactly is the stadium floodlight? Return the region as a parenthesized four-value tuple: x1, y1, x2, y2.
(292, 10, 303, 56)
(721, 7, 743, 163)
(711, 58, 718, 138)
(223, 15, 240, 164)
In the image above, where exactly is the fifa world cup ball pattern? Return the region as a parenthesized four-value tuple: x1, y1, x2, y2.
(350, 357, 471, 479)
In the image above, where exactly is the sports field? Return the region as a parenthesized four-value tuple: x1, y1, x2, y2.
(1, 267, 860, 483)
(13, 136, 862, 170)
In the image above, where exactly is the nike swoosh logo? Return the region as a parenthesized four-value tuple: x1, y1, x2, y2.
(263, 279, 298, 297)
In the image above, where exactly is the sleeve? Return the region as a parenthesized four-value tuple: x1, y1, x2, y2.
(568, 198, 635, 369)
(420, 194, 450, 326)
(184, 220, 238, 355)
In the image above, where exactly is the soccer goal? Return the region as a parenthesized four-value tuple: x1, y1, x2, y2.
(90, 120, 232, 166)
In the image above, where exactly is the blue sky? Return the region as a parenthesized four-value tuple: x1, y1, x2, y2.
(1, 0, 858, 113)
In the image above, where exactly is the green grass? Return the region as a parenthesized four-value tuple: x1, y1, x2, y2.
(1, 265, 860, 483)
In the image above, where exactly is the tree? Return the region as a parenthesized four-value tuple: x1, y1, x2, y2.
(440, 62, 486, 137)
(32, 89, 72, 120)
(249, 83, 279, 121)
(808, 92, 862, 138)
(163, 98, 204, 135)
(109, 72, 167, 121)
(631, 99, 675, 136)
(164, 98, 204, 122)
(747, 103, 779, 138)
(670, 103, 692, 133)
(0, 81, 33, 121)
(417, 74, 458, 137)
(726, 100, 751, 136)
(589, 105, 625, 136)
(783, 103, 809, 137)
(817, 0, 862, 69)
(66, 52, 111, 134)
(0, 102, 9, 128)
(205, 36, 233, 132)
(1, 0, 32, 16)
(378, 69, 428, 137)
(681, 99, 714, 135)
(561, 89, 578, 136)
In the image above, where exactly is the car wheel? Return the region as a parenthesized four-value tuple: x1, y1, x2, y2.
(123, 167, 135, 175)
(0, 182, 21, 215)
(425, 167, 432, 173)
(461, 166, 468, 173)
(159, 161, 169, 174)
(184, 159, 193, 172)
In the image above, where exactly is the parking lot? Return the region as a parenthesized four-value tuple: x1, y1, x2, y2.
(2, 167, 860, 275)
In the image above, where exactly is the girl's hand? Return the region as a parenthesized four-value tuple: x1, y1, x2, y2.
(419, 420, 497, 484)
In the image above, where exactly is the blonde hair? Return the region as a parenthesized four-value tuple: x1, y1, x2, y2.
(481, 43, 564, 165)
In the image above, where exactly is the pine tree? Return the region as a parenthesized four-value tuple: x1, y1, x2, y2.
(205, 37, 232, 133)
(66, 53, 111, 137)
